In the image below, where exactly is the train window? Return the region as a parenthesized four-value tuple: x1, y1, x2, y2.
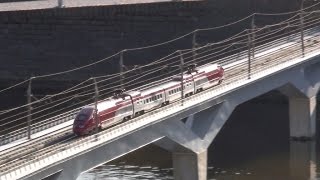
(76, 114, 89, 121)
(160, 94, 162, 98)
(124, 106, 131, 111)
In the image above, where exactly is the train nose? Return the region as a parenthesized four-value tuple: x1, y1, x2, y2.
(73, 123, 84, 128)
(74, 121, 85, 128)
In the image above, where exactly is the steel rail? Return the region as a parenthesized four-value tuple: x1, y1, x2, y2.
(1, 29, 320, 177)
(1, 25, 319, 147)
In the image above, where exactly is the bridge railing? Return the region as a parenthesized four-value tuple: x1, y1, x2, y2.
(2, 23, 320, 179)
(0, 108, 80, 146)
(1, 25, 319, 147)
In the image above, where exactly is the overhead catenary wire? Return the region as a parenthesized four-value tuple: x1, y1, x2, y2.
(0, 4, 320, 131)
(0, 29, 251, 115)
(0, 32, 316, 134)
(0, 14, 316, 117)
(4, 13, 320, 146)
(0, 20, 314, 118)
(1, 2, 319, 95)
(0, 65, 171, 126)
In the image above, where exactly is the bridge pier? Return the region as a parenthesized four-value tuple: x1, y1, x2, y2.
(289, 96, 316, 140)
(289, 141, 316, 180)
(173, 150, 207, 180)
(154, 102, 235, 180)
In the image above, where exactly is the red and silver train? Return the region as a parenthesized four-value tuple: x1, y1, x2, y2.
(73, 63, 224, 136)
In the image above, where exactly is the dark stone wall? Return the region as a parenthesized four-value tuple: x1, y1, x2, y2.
(0, 0, 303, 89)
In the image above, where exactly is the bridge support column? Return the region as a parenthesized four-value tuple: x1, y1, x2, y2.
(173, 150, 207, 180)
(290, 141, 316, 180)
(289, 96, 316, 140)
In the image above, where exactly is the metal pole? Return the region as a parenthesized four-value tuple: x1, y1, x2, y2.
(93, 78, 99, 135)
(300, 0, 305, 57)
(58, 0, 64, 8)
(236, 45, 240, 61)
(119, 50, 124, 89)
(251, 14, 256, 58)
(27, 78, 32, 139)
(179, 51, 184, 106)
(247, 29, 252, 79)
(192, 30, 198, 61)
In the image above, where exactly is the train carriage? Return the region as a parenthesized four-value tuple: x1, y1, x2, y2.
(73, 63, 224, 136)
(137, 86, 166, 114)
(193, 64, 224, 91)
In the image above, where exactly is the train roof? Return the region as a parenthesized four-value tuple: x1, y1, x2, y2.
(172, 73, 193, 81)
(125, 90, 141, 97)
(171, 64, 219, 81)
(141, 81, 179, 95)
(197, 63, 219, 72)
(97, 99, 118, 112)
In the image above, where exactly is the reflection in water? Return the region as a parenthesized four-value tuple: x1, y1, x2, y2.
(78, 164, 173, 180)
(78, 164, 256, 180)
(78, 94, 320, 180)
(77, 139, 318, 180)
(289, 141, 317, 180)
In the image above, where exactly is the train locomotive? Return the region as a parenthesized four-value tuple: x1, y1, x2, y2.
(73, 63, 224, 136)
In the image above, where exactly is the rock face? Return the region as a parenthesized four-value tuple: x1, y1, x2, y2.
(0, 0, 301, 88)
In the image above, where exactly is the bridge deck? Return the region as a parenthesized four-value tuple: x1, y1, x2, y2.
(0, 0, 202, 12)
(1, 25, 320, 179)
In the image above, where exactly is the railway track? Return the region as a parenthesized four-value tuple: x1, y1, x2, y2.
(0, 127, 73, 172)
(1, 30, 320, 176)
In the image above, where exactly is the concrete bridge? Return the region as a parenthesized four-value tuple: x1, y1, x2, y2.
(0, 23, 320, 179)
(0, 0, 320, 179)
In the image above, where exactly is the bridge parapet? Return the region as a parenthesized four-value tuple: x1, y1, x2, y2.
(2, 12, 320, 179)
(2, 34, 320, 179)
